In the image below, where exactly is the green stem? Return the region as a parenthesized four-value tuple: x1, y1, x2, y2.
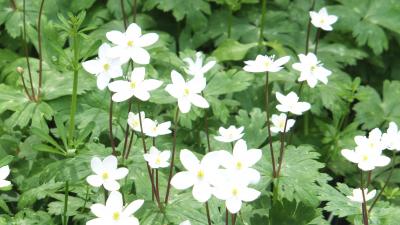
(360, 171, 369, 225)
(63, 181, 69, 225)
(258, 0, 266, 49)
(276, 118, 288, 177)
(165, 107, 180, 204)
(37, 0, 45, 100)
(313, 28, 321, 55)
(109, 96, 116, 155)
(305, 0, 316, 54)
(80, 184, 90, 213)
(132, 0, 137, 22)
(205, 202, 212, 225)
(120, 0, 128, 29)
(68, 26, 80, 146)
(22, 0, 35, 101)
(265, 72, 277, 178)
(202, 92, 212, 152)
(227, 7, 232, 38)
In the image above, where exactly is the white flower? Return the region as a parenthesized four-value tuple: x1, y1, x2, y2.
(106, 23, 159, 64)
(144, 147, 171, 169)
(108, 67, 162, 102)
(381, 122, 400, 151)
(82, 43, 123, 90)
(309, 7, 338, 31)
(276, 92, 311, 115)
(179, 221, 191, 225)
(183, 52, 216, 77)
(171, 149, 222, 202)
(346, 188, 376, 203)
(214, 126, 244, 143)
(270, 113, 295, 133)
(143, 119, 172, 137)
(0, 165, 11, 188)
(292, 53, 332, 88)
(219, 139, 262, 184)
(127, 111, 146, 132)
(243, 55, 290, 73)
(213, 176, 260, 214)
(87, 191, 143, 225)
(165, 70, 209, 114)
(86, 155, 129, 191)
(341, 147, 390, 171)
(354, 128, 386, 152)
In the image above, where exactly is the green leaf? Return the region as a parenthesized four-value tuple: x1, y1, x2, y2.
(212, 39, 257, 61)
(235, 108, 268, 148)
(31, 127, 65, 153)
(0, 155, 13, 167)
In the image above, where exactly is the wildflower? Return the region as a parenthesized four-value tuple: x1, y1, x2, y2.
(0, 165, 11, 188)
(354, 128, 386, 152)
(292, 53, 332, 88)
(165, 70, 209, 114)
(143, 119, 172, 137)
(127, 112, 146, 132)
(219, 139, 262, 184)
(309, 7, 338, 31)
(86, 155, 128, 191)
(276, 92, 311, 115)
(270, 113, 295, 133)
(106, 23, 158, 64)
(341, 147, 390, 171)
(381, 122, 400, 151)
(82, 43, 123, 90)
(243, 55, 290, 73)
(183, 52, 216, 77)
(214, 126, 244, 143)
(346, 188, 376, 203)
(171, 149, 222, 202)
(144, 147, 171, 169)
(108, 67, 162, 102)
(87, 191, 143, 225)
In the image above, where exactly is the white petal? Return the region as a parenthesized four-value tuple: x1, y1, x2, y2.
(244, 149, 262, 167)
(108, 80, 130, 93)
(86, 218, 107, 225)
(136, 33, 159, 47)
(226, 198, 242, 214)
(123, 199, 144, 216)
(103, 180, 121, 191)
(171, 171, 195, 190)
(133, 88, 151, 101)
(90, 157, 103, 174)
(375, 155, 390, 167)
(189, 94, 209, 108)
(201, 61, 216, 74)
(112, 90, 134, 102)
(126, 23, 142, 38)
(341, 149, 359, 163)
(233, 139, 248, 158)
(106, 191, 123, 210)
(192, 182, 212, 203)
(106, 31, 125, 45)
(113, 168, 129, 180)
(86, 175, 103, 187)
(0, 180, 11, 188)
(103, 155, 118, 171)
(171, 70, 186, 86)
(90, 203, 107, 217)
(143, 79, 163, 91)
(178, 98, 192, 113)
(96, 73, 111, 90)
(131, 67, 145, 82)
(180, 149, 200, 171)
(82, 60, 102, 75)
(130, 48, 150, 65)
(0, 165, 10, 180)
(240, 187, 260, 202)
(98, 43, 111, 59)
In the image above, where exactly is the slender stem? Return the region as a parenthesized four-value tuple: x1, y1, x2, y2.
(156, 169, 159, 200)
(120, 0, 128, 29)
(202, 92, 212, 152)
(231, 213, 236, 225)
(258, 0, 266, 48)
(276, 118, 288, 177)
(67, 23, 80, 146)
(125, 131, 135, 159)
(366, 171, 372, 188)
(37, 0, 45, 100)
(225, 208, 229, 225)
(22, 0, 36, 101)
(80, 184, 90, 213)
(369, 151, 396, 213)
(109, 96, 116, 155)
(313, 28, 321, 55)
(360, 171, 369, 225)
(132, 0, 137, 22)
(305, 0, 316, 54)
(205, 202, 212, 225)
(265, 72, 277, 178)
(122, 100, 132, 156)
(9, 0, 16, 10)
(137, 101, 162, 208)
(227, 7, 232, 38)
(18, 70, 32, 100)
(63, 181, 69, 225)
(165, 107, 180, 204)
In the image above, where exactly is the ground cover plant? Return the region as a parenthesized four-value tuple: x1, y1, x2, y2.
(0, 0, 400, 224)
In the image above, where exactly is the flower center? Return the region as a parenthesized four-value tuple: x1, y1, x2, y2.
(362, 155, 369, 161)
(127, 40, 134, 47)
(236, 161, 243, 170)
(155, 156, 161, 165)
(319, 18, 325, 24)
(310, 65, 317, 72)
(102, 172, 109, 180)
(103, 63, 110, 71)
(232, 187, 239, 196)
(183, 88, 190, 96)
(130, 81, 137, 89)
(197, 170, 205, 179)
(264, 60, 271, 69)
(279, 120, 285, 129)
(112, 211, 120, 221)
(368, 142, 375, 149)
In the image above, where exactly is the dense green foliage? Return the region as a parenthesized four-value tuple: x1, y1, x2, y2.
(0, 0, 399, 224)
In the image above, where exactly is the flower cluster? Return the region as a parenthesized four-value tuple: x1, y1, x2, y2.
(171, 138, 261, 213)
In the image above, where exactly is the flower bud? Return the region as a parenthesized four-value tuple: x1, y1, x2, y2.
(16, 67, 24, 74)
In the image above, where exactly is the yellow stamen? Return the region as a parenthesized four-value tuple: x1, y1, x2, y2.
(103, 63, 110, 71)
(362, 155, 369, 161)
(130, 81, 136, 89)
(232, 187, 239, 196)
(184, 88, 190, 96)
(102, 172, 109, 180)
(236, 161, 243, 170)
(112, 212, 120, 221)
(127, 40, 134, 47)
(197, 170, 204, 179)
(155, 156, 161, 165)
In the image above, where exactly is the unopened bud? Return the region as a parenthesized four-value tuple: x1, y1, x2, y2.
(16, 67, 24, 74)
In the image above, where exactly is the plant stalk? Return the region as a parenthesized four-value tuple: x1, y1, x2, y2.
(276, 118, 288, 177)
(205, 202, 212, 225)
(360, 171, 369, 225)
(165, 107, 180, 204)
(258, 0, 266, 48)
(37, 0, 45, 100)
(109, 96, 116, 155)
(63, 181, 69, 225)
(305, 0, 316, 54)
(265, 72, 277, 178)
(22, 0, 36, 101)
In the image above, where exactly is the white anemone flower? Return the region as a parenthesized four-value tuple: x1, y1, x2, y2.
(219, 139, 262, 184)
(213, 176, 260, 214)
(144, 146, 171, 169)
(270, 113, 295, 133)
(346, 188, 376, 203)
(292, 53, 332, 88)
(214, 126, 244, 143)
(341, 147, 390, 171)
(82, 43, 123, 90)
(183, 52, 216, 77)
(108, 67, 162, 102)
(179, 221, 191, 225)
(87, 191, 143, 225)
(171, 149, 222, 202)
(127, 111, 146, 132)
(243, 54, 290, 73)
(86, 155, 129, 191)
(381, 122, 400, 151)
(276, 92, 311, 115)
(0, 165, 11, 188)
(143, 119, 172, 137)
(165, 70, 209, 114)
(354, 128, 386, 152)
(106, 23, 159, 64)
(309, 7, 338, 31)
